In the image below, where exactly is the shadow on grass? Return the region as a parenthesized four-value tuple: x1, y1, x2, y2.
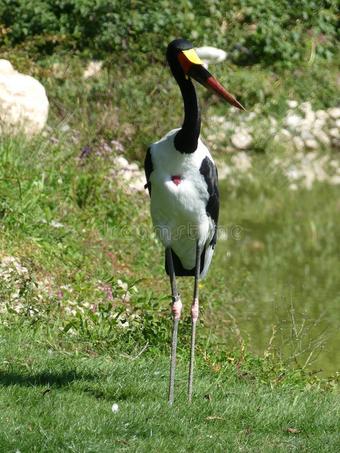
(0, 370, 142, 401)
(0, 370, 98, 388)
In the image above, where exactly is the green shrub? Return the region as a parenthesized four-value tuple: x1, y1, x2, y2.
(0, 0, 338, 67)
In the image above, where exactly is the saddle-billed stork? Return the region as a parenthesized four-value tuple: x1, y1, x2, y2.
(144, 38, 244, 404)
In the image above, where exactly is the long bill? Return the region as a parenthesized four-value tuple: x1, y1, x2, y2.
(188, 64, 245, 111)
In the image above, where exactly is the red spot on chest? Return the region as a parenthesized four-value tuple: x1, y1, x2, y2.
(171, 175, 182, 186)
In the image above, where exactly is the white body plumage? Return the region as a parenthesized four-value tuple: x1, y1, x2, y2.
(148, 129, 216, 278)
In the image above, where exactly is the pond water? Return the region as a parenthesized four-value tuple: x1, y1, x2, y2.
(206, 174, 340, 376)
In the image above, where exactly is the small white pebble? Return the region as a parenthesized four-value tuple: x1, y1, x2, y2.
(287, 100, 298, 109)
(111, 403, 119, 413)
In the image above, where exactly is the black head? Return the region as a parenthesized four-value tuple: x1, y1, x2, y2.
(167, 38, 195, 57)
(165, 38, 245, 110)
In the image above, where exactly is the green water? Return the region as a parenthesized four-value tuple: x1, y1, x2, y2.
(207, 167, 340, 376)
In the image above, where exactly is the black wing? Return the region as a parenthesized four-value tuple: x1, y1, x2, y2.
(199, 156, 219, 246)
(144, 146, 153, 196)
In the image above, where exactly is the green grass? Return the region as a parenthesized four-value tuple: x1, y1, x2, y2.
(0, 325, 339, 452)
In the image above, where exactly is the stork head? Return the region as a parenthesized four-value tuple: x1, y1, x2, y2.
(166, 38, 245, 111)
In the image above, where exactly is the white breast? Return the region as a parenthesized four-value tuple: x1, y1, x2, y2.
(149, 129, 215, 270)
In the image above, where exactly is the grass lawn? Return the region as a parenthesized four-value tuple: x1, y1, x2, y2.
(0, 326, 339, 452)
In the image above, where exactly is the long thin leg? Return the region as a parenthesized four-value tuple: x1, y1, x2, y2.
(166, 247, 182, 405)
(188, 241, 201, 403)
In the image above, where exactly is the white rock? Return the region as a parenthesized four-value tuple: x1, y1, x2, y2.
(286, 166, 300, 181)
(304, 139, 318, 150)
(245, 112, 257, 122)
(115, 156, 129, 169)
(196, 47, 227, 68)
(127, 162, 139, 171)
(111, 403, 119, 413)
(315, 110, 329, 120)
(329, 160, 339, 169)
(300, 129, 314, 141)
(211, 115, 225, 125)
(231, 129, 253, 149)
(314, 130, 330, 146)
(274, 129, 292, 143)
(313, 118, 326, 130)
(328, 107, 340, 119)
(0, 59, 49, 136)
(304, 109, 315, 125)
(83, 61, 103, 79)
(329, 128, 339, 139)
(285, 114, 303, 128)
(112, 156, 145, 193)
(231, 151, 252, 172)
(335, 119, 340, 128)
(221, 121, 235, 131)
(218, 163, 232, 179)
(51, 62, 66, 79)
(330, 175, 340, 185)
(300, 101, 312, 112)
(293, 136, 304, 151)
(287, 100, 298, 108)
(0, 60, 14, 73)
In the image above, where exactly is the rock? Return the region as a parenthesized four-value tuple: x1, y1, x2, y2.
(196, 46, 228, 68)
(293, 136, 304, 151)
(285, 113, 303, 128)
(0, 59, 49, 136)
(83, 61, 103, 79)
(287, 100, 298, 108)
(216, 163, 231, 180)
(231, 129, 253, 150)
(330, 175, 340, 185)
(114, 156, 129, 169)
(314, 130, 330, 146)
(315, 110, 329, 120)
(299, 101, 312, 113)
(304, 138, 318, 150)
(111, 403, 119, 413)
(51, 62, 66, 79)
(304, 109, 315, 125)
(328, 107, 340, 119)
(329, 128, 339, 139)
(300, 129, 314, 141)
(286, 165, 300, 181)
(313, 118, 326, 130)
(112, 156, 145, 193)
(211, 115, 225, 125)
(244, 112, 257, 122)
(331, 138, 340, 149)
(274, 129, 292, 143)
(231, 151, 252, 172)
(221, 121, 235, 131)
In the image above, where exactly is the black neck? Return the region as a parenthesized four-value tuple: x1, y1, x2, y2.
(172, 70, 201, 154)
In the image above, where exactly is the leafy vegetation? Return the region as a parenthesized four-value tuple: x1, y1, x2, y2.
(0, 0, 338, 66)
